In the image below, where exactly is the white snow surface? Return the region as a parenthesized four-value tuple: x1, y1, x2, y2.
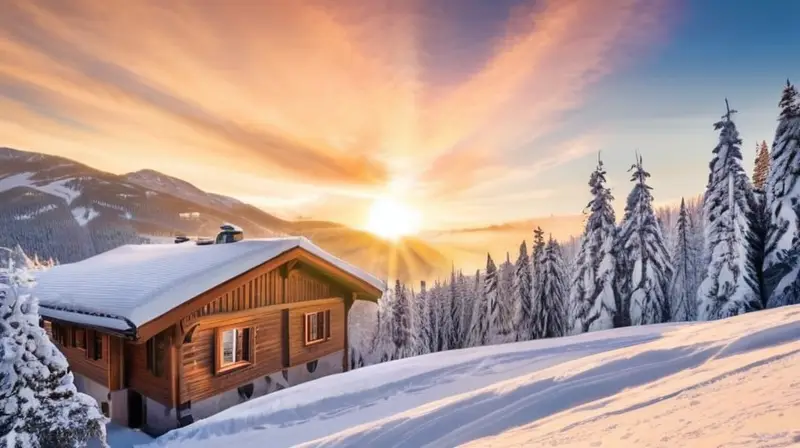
(147, 306, 800, 448)
(92, 424, 153, 448)
(32, 237, 386, 329)
(0, 172, 81, 204)
(71, 206, 100, 226)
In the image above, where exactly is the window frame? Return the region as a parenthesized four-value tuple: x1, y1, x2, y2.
(214, 325, 255, 375)
(90, 331, 103, 361)
(146, 331, 169, 378)
(72, 328, 86, 351)
(304, 310, 331, 346)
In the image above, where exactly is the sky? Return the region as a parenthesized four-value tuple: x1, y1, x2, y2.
(2, 0, 800, 232)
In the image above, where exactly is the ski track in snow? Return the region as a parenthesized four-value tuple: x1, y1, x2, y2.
(144, 307, 800, 448)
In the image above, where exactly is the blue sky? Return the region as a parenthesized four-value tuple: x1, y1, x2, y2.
(534, 0, 800, 216)
(2, 0, 799, 232)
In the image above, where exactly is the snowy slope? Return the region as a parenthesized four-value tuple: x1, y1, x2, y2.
(145, 305, 800, 448)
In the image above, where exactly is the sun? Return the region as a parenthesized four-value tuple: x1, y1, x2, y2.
(366, 196, 422, 241)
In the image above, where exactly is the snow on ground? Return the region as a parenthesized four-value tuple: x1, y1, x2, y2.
(146, 305, 800, 448)
(92, 424, 153, 448)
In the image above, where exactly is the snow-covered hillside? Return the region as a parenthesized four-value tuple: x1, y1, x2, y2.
(146, 305, 800, 448)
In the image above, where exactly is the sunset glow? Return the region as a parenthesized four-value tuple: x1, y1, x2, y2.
(366, 197, 423, 241)
(0, 0, 675, 230)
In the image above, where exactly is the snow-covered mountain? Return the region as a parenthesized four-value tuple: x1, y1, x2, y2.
(123, 169, 244, 211)
(0, 147, 448, 281)
(147, 305, 800, 448)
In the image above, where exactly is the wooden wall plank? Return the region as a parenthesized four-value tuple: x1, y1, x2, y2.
(288, 299, 345, 367)
(125, 328, 173, 406)
(181, 310, 283, 403)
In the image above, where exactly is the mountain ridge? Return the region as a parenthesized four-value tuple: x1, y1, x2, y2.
(0, 146, 448, 281)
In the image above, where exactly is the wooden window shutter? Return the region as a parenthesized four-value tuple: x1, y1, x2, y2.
(325, 310, 331, 339)
(86, 330, 96, 359)
(146, 338, 153, 371)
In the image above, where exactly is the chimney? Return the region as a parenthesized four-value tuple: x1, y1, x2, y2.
(214, 223, 244, 244)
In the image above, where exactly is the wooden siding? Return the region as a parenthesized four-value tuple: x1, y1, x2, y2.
(45, 322, 110, 388)
(181, 266, 342, 331)
(181, 309, 283, 403)
(125, 329, 173, 406)
(288, 299, 346, 367)
(136, 247, 380, 343)
(285, 269, 332, 303)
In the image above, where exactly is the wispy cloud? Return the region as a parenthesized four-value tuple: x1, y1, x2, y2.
(0, 0, 674, 226)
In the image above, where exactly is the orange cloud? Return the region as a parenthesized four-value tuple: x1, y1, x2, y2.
(0, 0, 673, 226)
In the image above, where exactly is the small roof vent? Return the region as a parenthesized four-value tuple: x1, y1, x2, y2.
(215, 223, 244, 244)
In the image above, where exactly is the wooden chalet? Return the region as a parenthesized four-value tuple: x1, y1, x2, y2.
(33, 235, 384, 436)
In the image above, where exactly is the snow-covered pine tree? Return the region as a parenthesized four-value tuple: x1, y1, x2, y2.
(513, 241, 534, 341)
(373, 289, 395, 362)
(0, 258, 107, 448)
(458, 271, 473, 346)
(569, 157, 617, 333)
(434, 280, 449, 352)
(493, 253, 514, 342)
(470, 254, 494, 347)
(391, 280, 413, 358)
(697, 100, 762, 320)
(428, 280, 442, 352)
(530, 227, 546, 338)
(669, 198, 701, 321)
(615, 154, 673, 325)
(764, 81, 800, 308)
(753, 140, 770, 190)
(463, 270, 481, 348)
(414, 281, 431, 355)
(446, 268, 463, 350)
(534, 237, 569, 338)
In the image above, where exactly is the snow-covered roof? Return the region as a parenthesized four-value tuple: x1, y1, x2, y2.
(33, 237, 386, 333)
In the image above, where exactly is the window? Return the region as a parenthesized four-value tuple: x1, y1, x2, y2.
(50, 323, 67, 346)
(215, 326, 254, 374)
(304, 311, 331, 346)
(146, 331, 169, 378)
(89, 332, 103, 361)
(72, 328, 86, 350)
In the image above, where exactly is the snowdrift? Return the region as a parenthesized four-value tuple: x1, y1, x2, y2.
(146, 306, 800, 447)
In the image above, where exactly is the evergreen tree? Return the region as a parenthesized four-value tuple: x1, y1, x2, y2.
(470, 254, 494, 347)
(530, 227, 546, 338)
(447, 268, 463, 349)
(697, 100, 762, 320)
(492, 254, 515, 342)
(414, 281, 431, 355)
(374, 290, 395, 362)
(764, 81, 800, 308)
(429, 280, 442, 352)
(569, 157, 617, 333)
(0, 258, 107, 448)
(534, 237, 569, 338)
(435, 280, 449, 352)
(392, 280, 413, 358)
(457, 271, 473, 346)
(513, 241, 534, 341)
(669, 198, 701, 321)
(615, 154, 673, 325)
(753, 140, 770, 190)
